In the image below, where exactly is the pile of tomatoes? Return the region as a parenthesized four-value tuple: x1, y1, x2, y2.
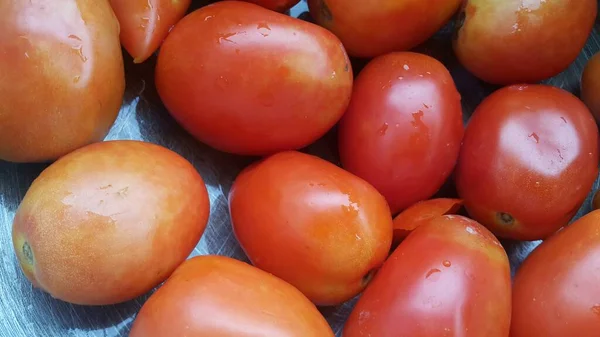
(2, 0, 600, 336)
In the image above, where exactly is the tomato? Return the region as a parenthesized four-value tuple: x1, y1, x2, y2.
(511, 210, 600, 337)
(454, 0, 597, 85)
(392, 198, 463, 244)
(581, 52, 600, 123)
(344, 215, 511, 337)
(307, 0, 462, 58)
(109, 0, 191, 64)
(156, 1, 353, 156)
(243, 0, 301, 12)
(0, 0, 125, 163)
(455, 85, 599, 241)
(229, 151, 393, 306)
(338, 52, 464, 215)
(130, 255, 334, 337)
(11, 140, 210, 305)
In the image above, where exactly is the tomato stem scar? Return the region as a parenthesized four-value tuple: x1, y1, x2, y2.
(22, 242, 33, 265)
(496, 212, 514, 226)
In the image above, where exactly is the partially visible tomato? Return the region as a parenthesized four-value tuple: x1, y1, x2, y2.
(243, 0, 300, 12)
(338, 52, 464, 215)
(229, 151, 393, 306)
(392, 198, 463, 244)
(344, 215, 511, 337)
(130, 255, 335, 337)
(0, 0, 124, 163)
(110, 0, 191, 63)
(455, 85, 599, 241)
(511, 210, 600, 337)
(156, 1, 353, 156)
(454, 0, 597, 85)
(581, 52, 600, 123)
(307, 0, 462, 58)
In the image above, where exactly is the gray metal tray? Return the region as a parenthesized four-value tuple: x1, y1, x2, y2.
(1, 1, 599, 336)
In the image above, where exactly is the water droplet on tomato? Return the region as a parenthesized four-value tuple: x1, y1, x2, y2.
(425, 268, 441, 281)
(378, 123, 389, 136)
(257, 22, 271, 37)
(443, 260, 451, 267)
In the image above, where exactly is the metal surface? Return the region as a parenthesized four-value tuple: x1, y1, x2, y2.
(1, 1, 599, 336)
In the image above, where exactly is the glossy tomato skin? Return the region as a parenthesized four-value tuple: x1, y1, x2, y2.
(110, 0, 191, 63)
(344, 215, 511, 337)
(338, 52, 464, 215)
(0, 0, 125, 163)
(11, 140, 210, 305)
(454, 0, 597, 85)
(455, 85, 599, 241)
(229, 151, 393, 306)
(582, 52, 600, 123)
(511, 210, 600, 337)
(130, 255, 334, 337)
(307, 0, 462, 58)
(392, 198, 463, 244)
(156, 1, 353, 156)
(244, 0, 301, 12)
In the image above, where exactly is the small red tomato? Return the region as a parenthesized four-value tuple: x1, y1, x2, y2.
(229, 151, 393, 306)
(455, 84, 599, 241)
(307, 0, 462, 58)
(338, 52, 464, 215)
(243, 0, 300, 12)
(581, 52, 600, 123)
(344, 215, 512, 337)
(454, 0, 597, 85)
(392, 198, 463, 244)
(156, 1, 352, 156)
(511, 210, 600, 337)
(110, 0, 191, 63)
(130, 255, 335, 337)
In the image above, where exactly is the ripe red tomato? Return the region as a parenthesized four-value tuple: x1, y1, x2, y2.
(156, 1, 353, 156)
(338, 52, 464, 215)
(243, 0, 300, 12)
(344, 215, 511, 337)
(454, 0, 597, 85)
(581, 52, 600, 123)
(110, 0, 191, 63)
(11, 140, 210, 305)
(392, 198, 463, 244)
(229, 151, 393, 306)
(511, 210, 600, 337)
(130, 255, 335, 337)
(455, 85, 599, 241)
(0, 0, 125, 163)
(307, 0, 462, 58)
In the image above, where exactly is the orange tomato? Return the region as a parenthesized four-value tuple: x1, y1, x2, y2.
(392, 198, 463, 244)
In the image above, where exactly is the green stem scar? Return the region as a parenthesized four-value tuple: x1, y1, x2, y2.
(22, 242, 33, 265)
(496, 212, 515, 226)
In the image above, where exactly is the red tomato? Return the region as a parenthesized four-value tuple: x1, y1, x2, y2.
(156, 1, 353, 156)
(454, 0, 597, 85)
(455, 85, 599, 241)
(344, 215, 511, 337)
(511, 210, 600, 337)
(11, 140, 210, 305)
(229, 151, 393, 306)
(243, 0, 301, 12)
(338, 52, 464, 215)
(581, 52, 600, 123)
(110, 0, 191, 63)
(0, 0, 124, 163)
(130, 255, 335, 337)
(307, 0, 462, 58)
(392, 198, 463, 244)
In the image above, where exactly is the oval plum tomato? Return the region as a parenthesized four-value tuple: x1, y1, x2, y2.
(130, 255, 334, 337)
(243, 0, 301, 12)
(229, 151, 393, 306)
(11, 140, 210, 305)
(110, 0, 191, 63)
(0, 0, 125, 163)
(344, 215, 511, 337)
(455, 85, 599, 241)
(454, 0, 597, 85)
(338, 52, 464, 215)
(581, 52, 600, 123)
(392, 198, 463, 244)
(511, 210, 600, 337)
(307, 0, 462, 58)
(156, 1, 353, 156)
